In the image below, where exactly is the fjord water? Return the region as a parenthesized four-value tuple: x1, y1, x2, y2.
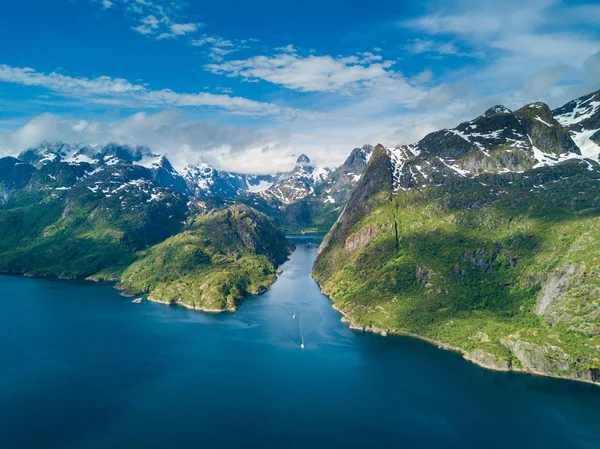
(1, 237, 599, 449)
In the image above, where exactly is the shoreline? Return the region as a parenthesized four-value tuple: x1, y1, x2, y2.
(313, 276, 600, 388)
(145, 295, 237, 313)
(3, 264, 598, 387)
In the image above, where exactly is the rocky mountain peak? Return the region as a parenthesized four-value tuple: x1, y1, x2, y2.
(296, 154, 311, 165)
(553, 89, 600, 159)
(343, 144, 374, 173)
(483, 105, 512, 117)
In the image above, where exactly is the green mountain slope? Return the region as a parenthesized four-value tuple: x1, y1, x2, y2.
(314, 94, 600, 385)
(0, 159, 188, 279)
(0, 157, 292, 311)
(119, 205, 293, 311)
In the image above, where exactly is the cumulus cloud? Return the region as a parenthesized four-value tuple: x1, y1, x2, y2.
(0, 104, 468, 174)
(169, 23, 200, 36)
(10, 0, 598, 174)
(0, 64, 303, 117)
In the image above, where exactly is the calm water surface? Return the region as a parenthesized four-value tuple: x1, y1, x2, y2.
(1, 236, 599, 449)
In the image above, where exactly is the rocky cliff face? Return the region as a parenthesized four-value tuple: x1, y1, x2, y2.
(314, 90, 600, 385)
(383, 101, 583, 191)
(316, 145, 374, 204)
(259, 154, 331, 205)
(553, 89, 600, 159)
(0, 157, 35, 204)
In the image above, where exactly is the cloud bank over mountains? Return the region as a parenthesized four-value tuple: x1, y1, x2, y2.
(0, 0, 598, 173)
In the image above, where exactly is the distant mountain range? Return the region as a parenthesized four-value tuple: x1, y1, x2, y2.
(12, 141, 332, 203)
(1, 138, 378, 233)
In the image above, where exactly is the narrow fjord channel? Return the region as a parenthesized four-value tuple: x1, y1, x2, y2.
(1, 236, 599, 449)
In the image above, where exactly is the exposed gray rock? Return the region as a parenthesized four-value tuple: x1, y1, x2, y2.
(466, 349, 511, 371)
(344, 224, 391, 253)
(535, 264, 579, 316)
(501, 335, 572, 374)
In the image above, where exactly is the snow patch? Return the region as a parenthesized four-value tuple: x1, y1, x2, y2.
(246, 179, 273, 193)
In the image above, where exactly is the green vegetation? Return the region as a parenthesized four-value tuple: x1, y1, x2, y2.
(0, 158, 293, 311)
(0, 163, 187, 278)
(119, 205, 293, 311)
(314, 157, 600, 383)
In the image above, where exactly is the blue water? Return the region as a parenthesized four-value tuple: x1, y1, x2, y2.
(1, 236, 599, 449)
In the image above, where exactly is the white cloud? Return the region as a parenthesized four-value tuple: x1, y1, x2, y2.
(0, 64, 303, 118)
(205, 48, 425, 105)
(95, 0, 202, 40)
(170, 23, 200, 36)
(191, 34, 243, 61)
(132, 25, 153, 35)
(401, 0, 600, 106)
(191, 36, 234, 48)
(274, 44, 296, 53)
(156, 22, 203, 40)
(132, 14, 160, 35)
(0, 65, 145, 95)
(19, 0, 600, 173)
(0, 107, 462, 174)
(405, 38, 481, 58)
(0, 112, 298, 174)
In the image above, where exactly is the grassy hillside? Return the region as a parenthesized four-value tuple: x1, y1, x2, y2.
(119, 205, 294, 311)
(314, 156, 600, 384)
(0, 158, 293, 311)
(0, 161, 188, 279)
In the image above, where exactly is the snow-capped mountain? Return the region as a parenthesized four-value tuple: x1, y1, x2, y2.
(140, 154, 189, 194)
(553, 89, 600, 160)
(14, 89, 599, 209)
(260, 154, 332, 205)
(316, 145, 374, 206)
(383, 99, 587, 191)
(181, 163, 275, 199)
(0, 157, 36, 204)
(16, 143, 336, 203)
(18, 141, 156, 168)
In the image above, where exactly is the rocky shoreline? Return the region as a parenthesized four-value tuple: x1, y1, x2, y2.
(314, 277, 600, 387)
(145, 295, 237, 313)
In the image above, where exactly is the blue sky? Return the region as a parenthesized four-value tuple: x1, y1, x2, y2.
(0, 0, 599, 172)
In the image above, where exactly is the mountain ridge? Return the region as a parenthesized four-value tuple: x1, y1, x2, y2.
(314, 88, 600, 386)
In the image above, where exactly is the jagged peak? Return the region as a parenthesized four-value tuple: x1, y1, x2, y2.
(521, 101, 551, 112)
(361, 144, 374, 153)
(296, 154, 311, 165)
(573, 88, 600, 104)
(515, 102, 556, 124)
(155, 154, 174, 168)
(483, 105, 513, 117)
